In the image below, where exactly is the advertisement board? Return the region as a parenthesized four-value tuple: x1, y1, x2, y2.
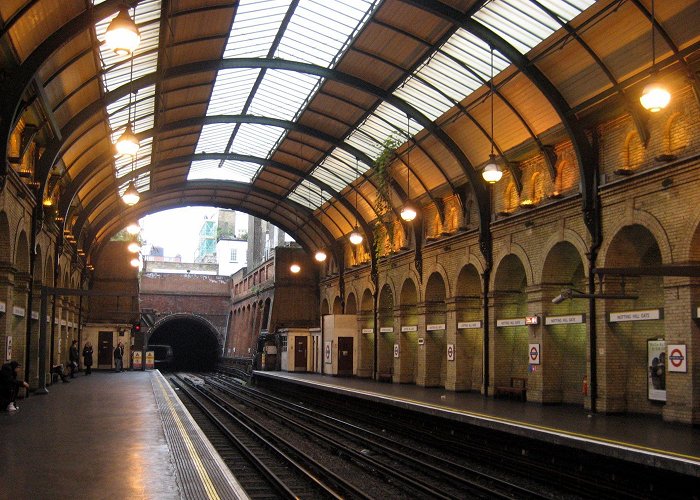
(145, 350, 155, 370)
(647, 339, 666, 402)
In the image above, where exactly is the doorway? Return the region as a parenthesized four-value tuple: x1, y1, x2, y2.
(98, 331, 113, 368)
(294, 337, 307, 371)
(338, 337, 353, 375)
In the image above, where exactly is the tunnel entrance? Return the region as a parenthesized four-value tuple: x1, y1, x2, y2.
(148, 316, 220, 371)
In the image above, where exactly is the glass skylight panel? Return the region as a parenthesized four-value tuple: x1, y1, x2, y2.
(196, 123, 238, 154)
(230, 123, 286, 158)
(118, 172, 150, 197)
(247, 70, 321, 121)
(289, 179, 324, 209)
(223, 0, 289, 58)
(206, 69, 260, 116)
(188, 160, 259, 182)
(276, 0, 375, 68)
(473, 0, 594, 54)
(312, 148, 366, 193)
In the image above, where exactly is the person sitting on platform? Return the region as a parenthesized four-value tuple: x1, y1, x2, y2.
(1, 361, 29, 412)
(51, 364, 70, 384)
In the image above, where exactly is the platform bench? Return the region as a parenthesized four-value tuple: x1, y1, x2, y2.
(494, 377, 527, 401)
(377, 367, 393, 382)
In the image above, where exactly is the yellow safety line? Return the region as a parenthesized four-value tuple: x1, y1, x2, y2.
(155, 375, 221, 500)
(280, 375, 700, 464)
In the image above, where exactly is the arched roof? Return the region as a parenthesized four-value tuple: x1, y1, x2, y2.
(0, 0, 697, 267)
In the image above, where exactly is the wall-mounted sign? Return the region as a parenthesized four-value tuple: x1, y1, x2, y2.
(695, 307, 700, 319)
(610, 309, 662, 323)
(60, 319, 67, 326)
(324, 341, 332, 364)
(525, 315, 539, 325)
(46, 315, 51, 323)
(529, 343, 541, 365)
(58, 338, 62, 354)
(132, 351, 142, 370)
(361, 328, 374, 334)
(31, 311, 39, 320)
(458, 321, 482, 329)
(497, 318, 526, 327)
(667, 344, 687, 373)
(379, 327, 394, 333)
(417, 337, 425, 345)
(145, 351, 155, 370)
(545, 314, 585, 325)
(447, 343, 455, 361)
(393, 344, 400, 358)
(401, 325, 418, 332)
(647, 339, 666, 402)
(426, 323, 445, 331)
(0, 301, 6, 313)
(12, 306, 25, 317)
(5, 336, 12, 361)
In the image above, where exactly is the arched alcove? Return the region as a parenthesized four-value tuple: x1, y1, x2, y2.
(345, 292, 357, 315)
(332, 296, 343, 314)
(455, 264, 483, 391)
(399, 278, 418, 384)
(424, 272, 447, 387)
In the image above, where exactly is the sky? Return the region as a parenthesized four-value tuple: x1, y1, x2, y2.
(139, 207, 248, 262)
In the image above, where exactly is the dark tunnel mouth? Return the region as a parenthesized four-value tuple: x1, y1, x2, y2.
(147, 317, 220, 371)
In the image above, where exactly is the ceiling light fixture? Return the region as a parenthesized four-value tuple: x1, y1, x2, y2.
(127, 242, 140, 253)
(122, 179, 140, 206)
(350, 158, 363, 245)
(400, 116, 418, 222)
(105, 5, 141, 56)
(482, 47, 503, 184)
(126, 223, 140, 235)
(290, 263, 301, 274)
(640, 0, 670, 112)
(115, 29, 139, 156)
(130, 257, 140, 268)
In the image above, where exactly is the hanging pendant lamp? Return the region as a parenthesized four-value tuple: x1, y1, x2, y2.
(105, 6, 141, 56)
(116, 122, 139, 156)
(640, 0, 670, 112)
(122, 179, 140, 206)
(400, 116, 418, 222)
(482, 47, 502, 184)
(350, 158, 363, 245)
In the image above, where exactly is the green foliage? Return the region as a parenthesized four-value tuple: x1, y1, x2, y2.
(372, 135, 401, 258)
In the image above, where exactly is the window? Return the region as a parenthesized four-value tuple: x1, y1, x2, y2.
(230, 249, 238, 262)
(281, 336, 288, 352)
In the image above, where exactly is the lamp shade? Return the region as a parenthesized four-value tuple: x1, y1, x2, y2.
(314, 250, 327, 262)
(400, 201, 417, 222)
(122, 180, 140, 205)
(105, 6, 141, 56)
(290, 263, 301, 273)
(349, 227, 363, 245)
(482, 155, 503, 183)
(640, 81, 671, 112)
(116, 123, 139, 156)
(129, 257, 140, 268)
(127, 242, 141, 253)
(126, 223, 140, 235)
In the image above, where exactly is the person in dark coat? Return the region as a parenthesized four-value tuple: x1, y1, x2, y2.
(1, 361, 29, 412)
(114, 342, 124, 372)
(69, 339, 80, 378)
(82, 341, 94, 375)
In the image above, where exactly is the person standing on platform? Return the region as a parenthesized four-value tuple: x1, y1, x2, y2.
(83, 341, 94, 375)
(114, 342, 124, 372)
(69, 339, 80, 378)
(0, 361, 29, 412)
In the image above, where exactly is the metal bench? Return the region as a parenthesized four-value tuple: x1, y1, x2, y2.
(494, 377, 527, 401)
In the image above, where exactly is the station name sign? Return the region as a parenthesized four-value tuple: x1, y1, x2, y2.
(361, 328, 373, 334)
(609, 309, 662, 323)
(457, 321, 482, 329)
(496, 318, 526, 327)
(0, 301, 5, 313)
(426, 323, 445, 331)
(12, 306, 25, 317)
(379, 327, 394, 333)
(401, 325, 418, 332)
(545, 314, 585, 325)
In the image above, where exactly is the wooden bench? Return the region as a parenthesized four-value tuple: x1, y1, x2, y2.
(494, 377, 527, 401)
(377, 367, 393, 382)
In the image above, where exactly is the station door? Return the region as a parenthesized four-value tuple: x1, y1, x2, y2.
(338, 337, 353, 375)
(98, 331, 113, 368)
(294, 337, 307, 371)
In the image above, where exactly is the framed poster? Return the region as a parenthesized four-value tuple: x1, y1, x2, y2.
(528, 343, 540, 365)
(647, 339, 666, 402)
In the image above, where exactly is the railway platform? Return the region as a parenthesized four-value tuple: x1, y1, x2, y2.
(0, 370, 247, 500)
(252, 370, 700, 478)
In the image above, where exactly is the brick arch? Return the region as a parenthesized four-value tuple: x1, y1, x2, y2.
(378, 283, 394, 312)
(664, 111, 690, 155)
(493, 254, 528, 293)
(504, 181, 518, 212)
(44, 254, 54, 286)
(0, 211, 10, 264)
(332, 296, 342, 314)
(345, 292, 357, 314)
(684, 211, 700, 262)
(425, 271, 447, 303)
(541, 241, 586, 285)
(360, 288, 373, 312)
(399, 277, 418, 306)
(491, 242, 533, 289)
(623, 130, 643, 170)
(15, 230, 30, 273)
(421, 262, 450, 299)
(377, 276, 396, 307)
(599, 211, 673, 266)
(34, 244, 44, 282)
(536, 229, 589, 283)
(456, 264, 482, 297)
